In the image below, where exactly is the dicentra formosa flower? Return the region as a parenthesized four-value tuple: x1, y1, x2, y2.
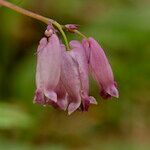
(82, 37, 119, 99)
(60, 41, 97, 115)
(34, 26, 119, 115)
(34, 31, 62, 105)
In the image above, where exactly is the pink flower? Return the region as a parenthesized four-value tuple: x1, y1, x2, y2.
(34, 33, 62, 105)
(65, 24, 79, 32)
(33, 25, 118, 114)
(82, 37, 119, 99)
(61, 42, 97, 115)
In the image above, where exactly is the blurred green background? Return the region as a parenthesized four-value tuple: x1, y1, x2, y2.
(0, 0, 150, 149)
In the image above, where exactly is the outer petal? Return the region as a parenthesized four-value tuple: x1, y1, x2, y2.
(70, 41, 97, 111)
(55, 81, 68, 110)
(37, 34, 62, 102)
(36, 37, 48, 90)
(70, 41, 89, 92)
(80, 91, 97, 111)
(60, 46, 81, 115)
(45, 81, 68, 110)
(85, 37, 119, 98)
(34, 38, 48, 105)
(33, 89, 45, 105)
(82, 39, 91, 63)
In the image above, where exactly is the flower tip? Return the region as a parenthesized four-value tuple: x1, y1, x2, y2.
(33, 90, 45, 105)
(107, 86, 119, 98)
(68, 102, 80, 115)
(89, 97, 98, 104)
(44, 90, 57, 102)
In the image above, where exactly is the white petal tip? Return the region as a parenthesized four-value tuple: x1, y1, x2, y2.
(67, 102, 80, 115)
(107, 86, 119, 99)
(89, 97, 98, 105)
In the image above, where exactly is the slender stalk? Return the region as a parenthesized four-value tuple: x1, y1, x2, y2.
(0, 0, 53, 24)
(0, 0, 70, 49)
(53, 22, 70, 50)
(74, 30, 87, 39)
(0, 0, 87, 49)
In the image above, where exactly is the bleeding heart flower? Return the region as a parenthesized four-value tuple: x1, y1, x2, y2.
(82, 37, 119, 99)
(34, 33, 62, 105)
(61, 42, 97, 115)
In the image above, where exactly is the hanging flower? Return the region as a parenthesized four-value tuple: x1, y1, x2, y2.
(82, 37, 119, 99)
(34, 31, 62, 105)
(61, 42, 97, 115)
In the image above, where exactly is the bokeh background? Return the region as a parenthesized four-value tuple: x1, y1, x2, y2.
(0, 0, 150, 149)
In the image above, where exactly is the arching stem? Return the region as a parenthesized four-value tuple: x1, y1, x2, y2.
(0, 0, 70, 49)
(0, 0, 52, 24)
(73, 30, 88, 39)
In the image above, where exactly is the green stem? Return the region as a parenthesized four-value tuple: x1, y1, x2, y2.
(53, 22, 70, 50)
(0, 0, 87, 49)
(0, 0, 52, 24)
(0, 0, 70, 49)
(74, 30, 88, 39)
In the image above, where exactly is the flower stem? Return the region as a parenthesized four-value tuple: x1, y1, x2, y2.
(73, 30, 88, 39)
(0, 0, 53, 24)
(0, 0, 86, 49)
(53, 22, 70, 50)
(0, 0, 70, 49)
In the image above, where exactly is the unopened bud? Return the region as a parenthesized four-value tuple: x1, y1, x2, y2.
(65, 24, 79, 32)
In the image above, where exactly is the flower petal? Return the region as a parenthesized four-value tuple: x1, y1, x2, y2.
(44, 90, 57, 102)
(67, 95, 81, 115)
(55, 81, 68, 110)
(70, 41, 97, 110)
(60, 46, 81, 114)
(33, 89, 45, 105)
(83, 37, 119, 99)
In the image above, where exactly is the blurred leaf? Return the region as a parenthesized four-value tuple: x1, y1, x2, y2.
(0, 102, 33, 129)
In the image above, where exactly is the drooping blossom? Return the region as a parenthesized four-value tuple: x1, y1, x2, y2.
(61, 42, 97, 115)
(34, 32, 62, 105)
(34, 24, 119, 115)
(82, 37, 119, 99)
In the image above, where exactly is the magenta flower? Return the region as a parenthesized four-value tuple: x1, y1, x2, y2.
(34, 33, 62, 105)
(61, 42, 97, 115)
(82, 37, 119, 99)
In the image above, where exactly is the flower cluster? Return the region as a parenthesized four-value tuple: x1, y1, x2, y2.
(34, 25, 119, 115)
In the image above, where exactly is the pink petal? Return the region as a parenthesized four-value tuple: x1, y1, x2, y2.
(41, 34, 61, 91)
(82, 38, 91, 62)
(33, 89, 45, 105)
(44, 90, 57, 103)
(83, 37, 119, 99)
(34, 33, 62, 105)
(60, 46, 81, 114)
(69, 40, 89, 93)
(55, 81, 68, 110)
(68, 96, 81, 115)
(70, 41, 97, 110)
